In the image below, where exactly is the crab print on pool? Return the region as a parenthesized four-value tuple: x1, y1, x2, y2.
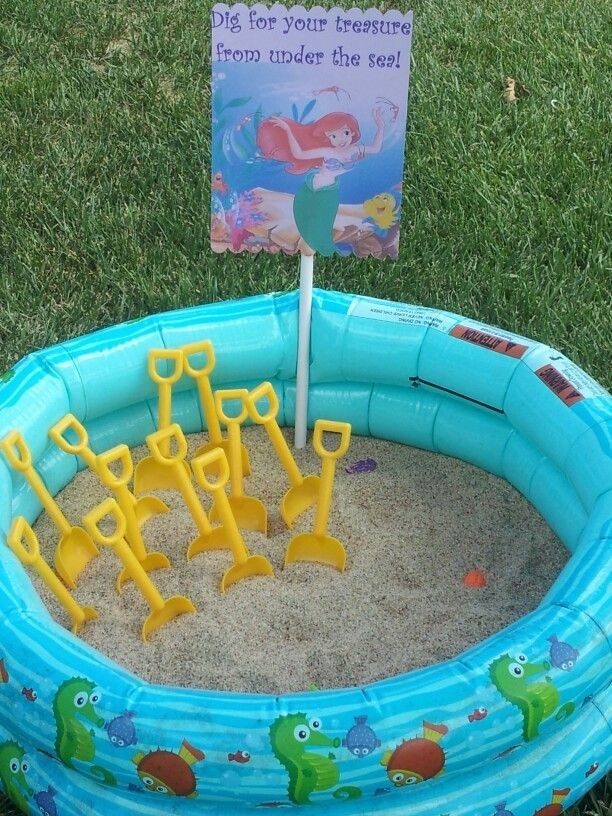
(269, 713, 361, 805)
(489, 653, 574, 741)
(381, 721, 448, 786)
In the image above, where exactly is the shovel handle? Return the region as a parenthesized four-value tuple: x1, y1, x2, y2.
(0, 430, 32, 472)
(7, 516, 40, 565)
(146, 423, 188, 465)
(97, 444, 133, 488)
(83, 497, 127, 547)
(148, 348, 184, 385)
(182, 340, 216, 378)
(247, 381, 279, 424)
(313, 420, 352, 460)
(215, 389, 250, 426)
(191, 448, 230, 492)
(49, 413, 91, 456)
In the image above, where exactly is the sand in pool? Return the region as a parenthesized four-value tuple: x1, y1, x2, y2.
(31, 428, 569, 694)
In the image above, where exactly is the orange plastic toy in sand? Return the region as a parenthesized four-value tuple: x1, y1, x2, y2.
(83, 497, 196, 641)
(49, 413, 169, 527)
(246, 382, 320, 528)
(285, 419, 351, 572)
(0, 429, 98, 589)
(209, 389, 267, 534)
(145, 424, 230, 560)
(182, 339, 251, 476)
(463, 569, 487, 588)
(134, 348, 188, 495)
(96, 444, 171, 588)
(7, 516, 98, 634)
(192, 448, 274, 592)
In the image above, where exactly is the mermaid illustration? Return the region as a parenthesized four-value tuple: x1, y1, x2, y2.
(256, 109, 385, 256)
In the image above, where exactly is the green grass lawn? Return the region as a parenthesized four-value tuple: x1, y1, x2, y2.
(0, 0, 610, 813)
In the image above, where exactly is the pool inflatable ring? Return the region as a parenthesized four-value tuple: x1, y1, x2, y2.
(0, 289, 610, 815)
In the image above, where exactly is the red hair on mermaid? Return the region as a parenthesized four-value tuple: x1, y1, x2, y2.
(256, 112, 361, 174)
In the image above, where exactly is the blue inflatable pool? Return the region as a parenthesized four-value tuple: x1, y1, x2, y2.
(0, 289, 610, 815)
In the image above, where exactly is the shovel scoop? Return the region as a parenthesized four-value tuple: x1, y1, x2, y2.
(50, 413, 169, 527)
(7, 516, 98, 634)
(209, 389, 267, 534)
(84, 497, 196, 641)
(134, 348, 190, 495)
(285, 419, 351, 572)
(182, 339, 251, 476)
(246, 381, 320, 528)
(145, 424, 229, 560)
(0, 429, 98, 589)
(192, 448, 274, 593)
(96, 445, 171, 589)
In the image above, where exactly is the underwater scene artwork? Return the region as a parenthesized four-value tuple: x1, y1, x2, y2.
(211, 3, 413, 258)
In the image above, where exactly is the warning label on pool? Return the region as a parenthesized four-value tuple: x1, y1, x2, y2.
(526, 347, 609, 405)
(450, 324, 529, 358)
(349, 300, 457, 331)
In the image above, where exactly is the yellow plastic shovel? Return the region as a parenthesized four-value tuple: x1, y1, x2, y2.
(145, 424, 230, 560)
(83, 497, 196, 642)
(0, 430, 98, 589)
(7, 516, 98, 634)
(182, 339, 251, 475)
(96, 444, 171, 589)
(134, 348, 188, 495)
(192, 448, 274, 592)
(209, 389, 267, 534)
(49, 413, 169, 526)
(284, 419, 352, 572)
(246, 382, 320, 528)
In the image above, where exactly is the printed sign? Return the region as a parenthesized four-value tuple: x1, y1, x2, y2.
(349, 300, 457, 332)
(211, 3, 413, 258)
(526, 348, 610, 406)
(449, 324, 529, 358)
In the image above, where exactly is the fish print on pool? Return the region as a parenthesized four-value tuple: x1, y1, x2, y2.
(380, 721, 448, 786)
(34, 785, 59, 816)
(342, 716, 381, 757)
(104, 711, 138, 748)
(132, 740, 205, 798)
(547, 635, 579, 672)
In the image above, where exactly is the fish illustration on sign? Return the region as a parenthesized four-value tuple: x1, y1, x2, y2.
(547, 635, 579, 671)
(342, 716, 381, 757)
(468, 706, 488, 723)
(104, 711, 137, 748)
(133, 740, 205, 797)
(33, 785, 58, 816)
(380, 721, 448, 786)
(21, 687, 37, 702)
(533, 787, 571, 816)
(228, 750, 251, 763)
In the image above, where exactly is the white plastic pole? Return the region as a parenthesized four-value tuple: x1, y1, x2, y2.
(294, 252, 313, 449)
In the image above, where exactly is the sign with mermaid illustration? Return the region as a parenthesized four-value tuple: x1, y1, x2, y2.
(211, 3, 413, 258)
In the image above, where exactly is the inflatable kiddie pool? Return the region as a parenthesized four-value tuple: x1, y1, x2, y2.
(0, 289, 610, 816)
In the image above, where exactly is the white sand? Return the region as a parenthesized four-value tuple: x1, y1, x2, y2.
(31, 428, 568, 694)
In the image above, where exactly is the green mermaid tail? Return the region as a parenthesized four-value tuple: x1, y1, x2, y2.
(293, 173, 339, 256)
